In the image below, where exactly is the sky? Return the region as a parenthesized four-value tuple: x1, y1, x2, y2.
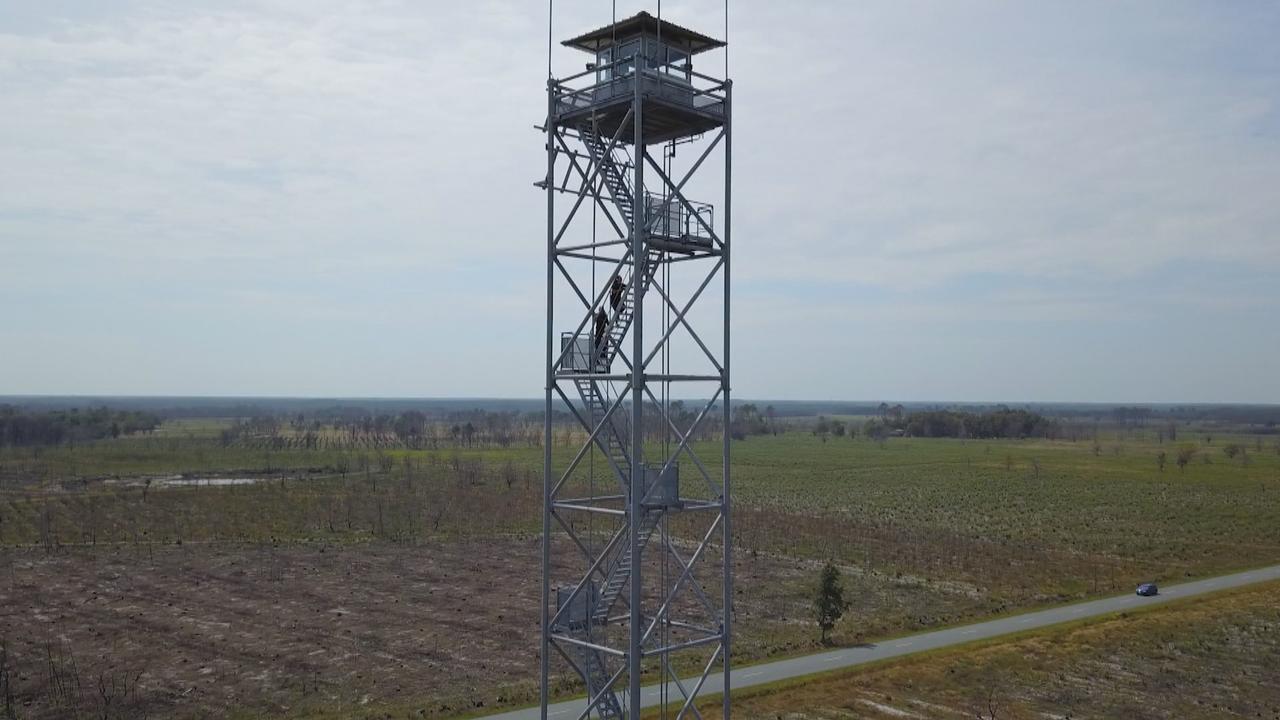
(2, 0, 1278, 403)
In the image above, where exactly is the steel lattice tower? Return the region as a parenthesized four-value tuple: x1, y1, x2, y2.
(539, 12, 732, 720)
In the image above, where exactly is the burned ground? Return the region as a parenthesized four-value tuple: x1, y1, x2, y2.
(0, 535, 1013, 720)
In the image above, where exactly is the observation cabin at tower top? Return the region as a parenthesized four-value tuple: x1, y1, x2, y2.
(553, 11, 728, 145)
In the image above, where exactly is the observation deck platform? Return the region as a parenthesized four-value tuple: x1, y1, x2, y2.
(552, 69, 726, 145)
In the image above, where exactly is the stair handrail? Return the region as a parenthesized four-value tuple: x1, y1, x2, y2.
(579, 123, 636, 222)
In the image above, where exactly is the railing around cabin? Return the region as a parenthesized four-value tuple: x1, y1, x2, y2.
(552, 54, 728, 120)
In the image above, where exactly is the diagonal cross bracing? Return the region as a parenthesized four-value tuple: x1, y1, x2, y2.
(641, 384, 724, 498)
(642, 258, 725, 372)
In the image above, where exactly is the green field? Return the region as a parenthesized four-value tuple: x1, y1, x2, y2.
(731, 431, 1280, 596)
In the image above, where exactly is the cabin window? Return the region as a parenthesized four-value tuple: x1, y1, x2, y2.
(615, 40, 638, 76)
(596, 47, 611, 81)
(641, 39, 690, 79)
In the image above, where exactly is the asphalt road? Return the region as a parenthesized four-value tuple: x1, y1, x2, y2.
(482, 564, 1280, 720)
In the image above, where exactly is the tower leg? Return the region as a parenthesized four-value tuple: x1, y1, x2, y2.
(541, 80, 556, 720)
(627, 79, 645, 720)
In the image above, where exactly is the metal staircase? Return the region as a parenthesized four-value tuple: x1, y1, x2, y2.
(573, 376, 631, 490)
(550, 124, 675, 720)
(564, 241, 661, 494)
(578, 122, 636, 229)
(568, 644, 625, 720)
(593, 509, 662, 624)
(587, 246, 664, 373)
(553, 511, 660, 720)
(560, 121, 667, 494)
(552, 586, 626, 720)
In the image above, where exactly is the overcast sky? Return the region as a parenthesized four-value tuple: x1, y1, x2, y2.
(2, 1, 1278, 403)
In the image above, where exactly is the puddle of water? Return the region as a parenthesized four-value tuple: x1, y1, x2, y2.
(105, 475, 267, 488)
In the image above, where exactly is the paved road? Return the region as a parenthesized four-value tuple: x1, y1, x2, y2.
(482, 564, 1280, 720)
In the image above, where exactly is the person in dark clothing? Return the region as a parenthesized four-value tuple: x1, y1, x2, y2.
(594, 309, 608, 352)
(609, 275, 626, 311)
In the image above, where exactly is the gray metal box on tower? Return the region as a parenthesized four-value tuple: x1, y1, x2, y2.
(560, 333, 599, 373)
(642, 464, 681, 510)
(554, 582, 598, 632)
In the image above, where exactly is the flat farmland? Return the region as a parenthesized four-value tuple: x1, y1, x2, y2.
(0, 420, 1277, 717)
(724, 433, 1280, 612)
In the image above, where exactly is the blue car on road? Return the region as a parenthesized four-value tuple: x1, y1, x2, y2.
(1136, 582, 1158, 596)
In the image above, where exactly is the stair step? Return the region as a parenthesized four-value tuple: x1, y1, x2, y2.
(592, 511, 665, 623)
(564, 642, 624, 720)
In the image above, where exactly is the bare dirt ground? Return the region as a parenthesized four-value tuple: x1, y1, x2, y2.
(0, 537, 1002, 720)
(1, 540, 545, 719)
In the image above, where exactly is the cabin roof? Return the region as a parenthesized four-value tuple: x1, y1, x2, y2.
(562, 11, 726, 55)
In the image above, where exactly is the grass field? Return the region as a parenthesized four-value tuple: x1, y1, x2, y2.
(729, 432, 1280, 622)
(716, 580, 1280, 719)
(0, 419, 1277, 717)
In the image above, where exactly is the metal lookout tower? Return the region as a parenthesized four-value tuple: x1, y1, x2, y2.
(540, 11, 732, 720)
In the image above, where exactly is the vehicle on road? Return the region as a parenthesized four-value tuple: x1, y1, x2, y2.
(1136, 582, 1159, 596)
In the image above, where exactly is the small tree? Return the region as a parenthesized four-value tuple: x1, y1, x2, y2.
(865, 420, 889, 446)
(814, 561, 849, 644)
(1156, 450, 1167, 472)
(970, 683, 1004, 720)
(1176, 446, 1196, 472)
(814, 416, 831, 442)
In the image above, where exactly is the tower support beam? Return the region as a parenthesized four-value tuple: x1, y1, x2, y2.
(626, 79, 645, 719)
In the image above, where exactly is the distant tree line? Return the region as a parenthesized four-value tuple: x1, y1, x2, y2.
(1109, 406, 1154, 426)
(0, 405, 160, 447)
(219, 409, 547, 449)
(894, 408, 1059, 440)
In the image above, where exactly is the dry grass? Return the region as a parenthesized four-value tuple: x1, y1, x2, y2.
(722, 581, 1280, 719)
